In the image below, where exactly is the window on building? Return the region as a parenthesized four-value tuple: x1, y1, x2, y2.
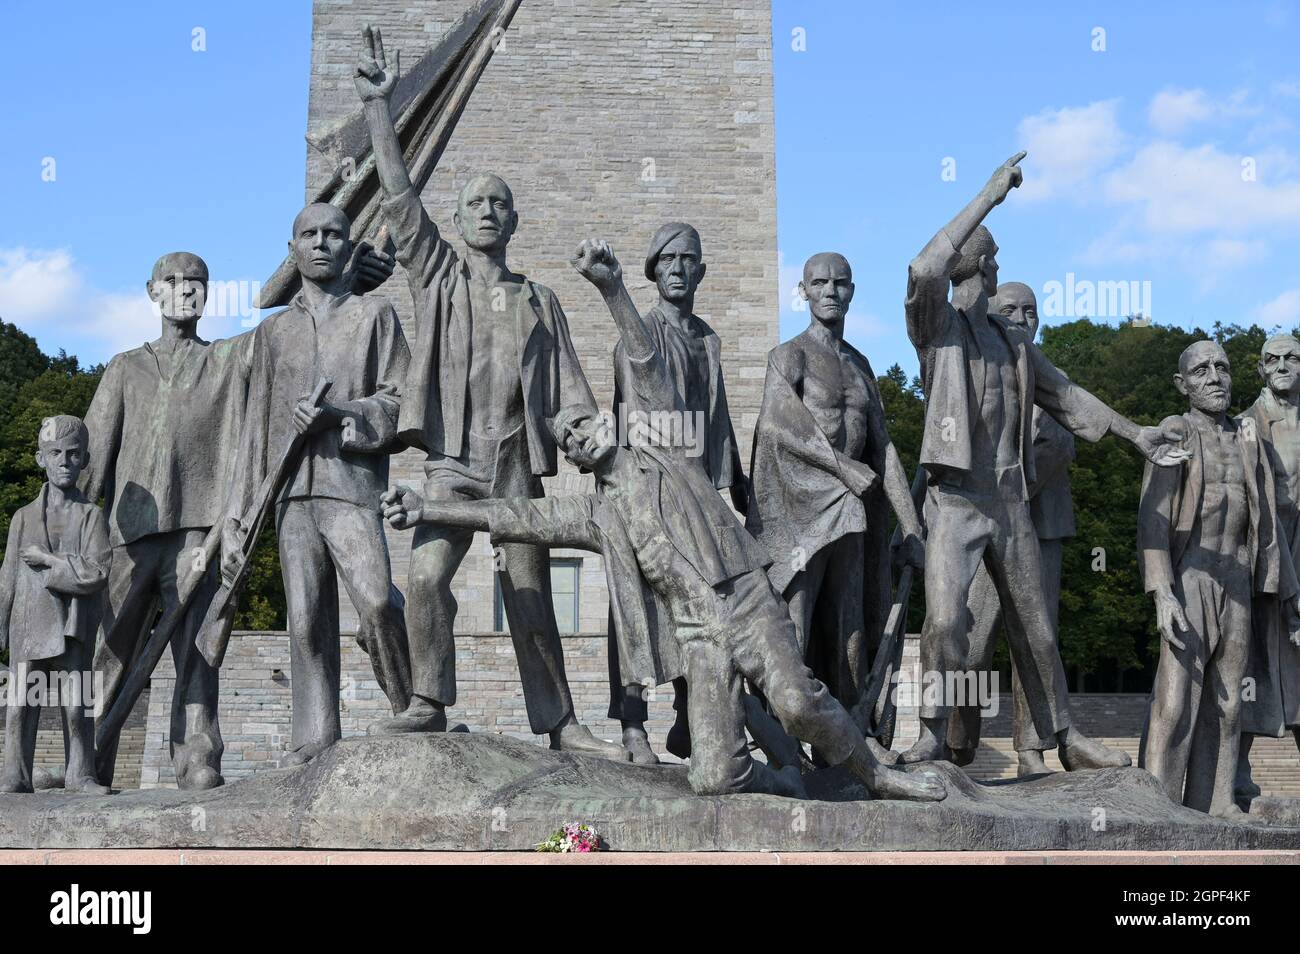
(494, 558, 582, 635)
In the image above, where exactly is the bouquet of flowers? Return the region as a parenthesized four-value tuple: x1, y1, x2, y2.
(536, 822, 603, 853)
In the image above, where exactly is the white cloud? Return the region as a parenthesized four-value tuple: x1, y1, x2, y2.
(1104, 142, 1300, 234)
(1256, 288, 1300, 328)
(1148, 88, 1213, 135)
(1013, 100, 1127, 201)
(1147, 87, 1256, 135)
(0, 246, 157, 361)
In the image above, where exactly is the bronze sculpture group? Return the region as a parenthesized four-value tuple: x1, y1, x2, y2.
(3, 24, 1298, 823)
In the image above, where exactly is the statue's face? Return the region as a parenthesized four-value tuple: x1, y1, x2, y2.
(558, 416, 616, 471)
(979, 248, 1000, 299)
(147, 257, 208, 324)
(653, 234, 705, 304)
(800, 256, 854, 325)
(1259, 338, 1300, 397)
(36, 433, 87, 489)
(1176, 342, 1232, 414)
(289, 205, 352, 283)
(454, 176, 517, 253)
(992, 283, 1038, 338)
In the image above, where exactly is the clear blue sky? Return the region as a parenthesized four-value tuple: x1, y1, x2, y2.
(5, 1, 1300, 380)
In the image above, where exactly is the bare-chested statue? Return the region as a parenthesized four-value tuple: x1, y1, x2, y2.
(901, 153, 1185, 768)
(1233, 334, 1300, 806)
(946, 281, 1076, 777)
(355, 26, 623, 758)
(1139, 340, 1298, 817)
(746, 252, 924, 748)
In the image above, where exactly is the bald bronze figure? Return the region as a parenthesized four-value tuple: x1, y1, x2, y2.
(356, 26, 624, 758)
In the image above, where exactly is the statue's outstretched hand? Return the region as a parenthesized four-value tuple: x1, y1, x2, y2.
(354, 24, 400, 103)
(1137, 424, 1192, 467)
(982, 151, 1026, 206)
(570, 239, 623, 295)
(381, 487, 425, 531)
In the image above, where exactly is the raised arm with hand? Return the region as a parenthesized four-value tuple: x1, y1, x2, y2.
(355, 25, 413, 199)
(570, 240, 656, 362)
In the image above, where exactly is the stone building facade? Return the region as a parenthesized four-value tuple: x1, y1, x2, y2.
(139, 0, 780, 779)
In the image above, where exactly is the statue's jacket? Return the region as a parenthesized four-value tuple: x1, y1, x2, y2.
(225, 292, 409, 519)
(81, 334, 253, 547)
(0, 486, 111, 663)
(1137, 411, 1295, 602)
(487, 346, 771, 688)
(744, 334, 886, 597)
(1238, 391, 1300, 733)
(612, 305, 744, 495)
(381, 186, 595, 474)
(906, 233, 1116, 496)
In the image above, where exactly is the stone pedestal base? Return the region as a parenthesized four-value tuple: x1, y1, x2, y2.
(1, 734, 1298, 852)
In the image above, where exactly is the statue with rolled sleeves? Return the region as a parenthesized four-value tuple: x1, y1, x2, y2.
(900, 153, 1185, 769)
(1138, 340, 1299, 817)
(0, 415, 111, 795)
(378, 239, 948, 802)
(1237, 334, 1300, 804)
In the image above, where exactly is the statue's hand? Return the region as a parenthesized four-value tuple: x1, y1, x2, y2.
(220, 518, 247, 587)
(19, 545, 53, 569)
(570, 239, 623, 295)
(891, 532, 925, 576)
(982, 151, 1026, 206)
(348, 240, 396, 294)
(1154, 589, 1188, 652)
(354, 24, 400, 103)
(1137, 424, 1192, 467)
(381, 486, 425, 531)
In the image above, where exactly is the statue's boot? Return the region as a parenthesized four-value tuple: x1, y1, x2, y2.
(865, 736, 901, 766)
(1017, 749, 1052, 777)
(898, 721, 948, 764)
(948, 745, 977, 768)
(369, 698, 447, 736)
(1057, 728, 1130, 771)
(621, 724, 660, 765)
(65, 775, 111, 795)
(751, 763, 808, 798)
(179, 766, 224, 791)
(281, 740, 332, 767)
(1212, 803, 1265, 824)
(0, 776, 33, 794)
(32, 765, 64, 790)
(1234, 749, 1262, 806)
(550, 722, 631, 762)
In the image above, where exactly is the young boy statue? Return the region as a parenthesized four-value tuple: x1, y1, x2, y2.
(0, 415, 112, 794)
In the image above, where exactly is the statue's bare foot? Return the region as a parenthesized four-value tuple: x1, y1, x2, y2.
(621, 725, 660, 765)
(1211, 803, 1264, 824)
(0, 777, 33, 794)
(1058, 729, 1130, 771)
(868, 764, 947, 802)
(1017, 749, 1052, 777)
(65, 775, 111, 795)
(949, 746, 977, 767)
(550, 722, 631, 762)
(369, 698, 447, 736)
(281, 741, 331, 767)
